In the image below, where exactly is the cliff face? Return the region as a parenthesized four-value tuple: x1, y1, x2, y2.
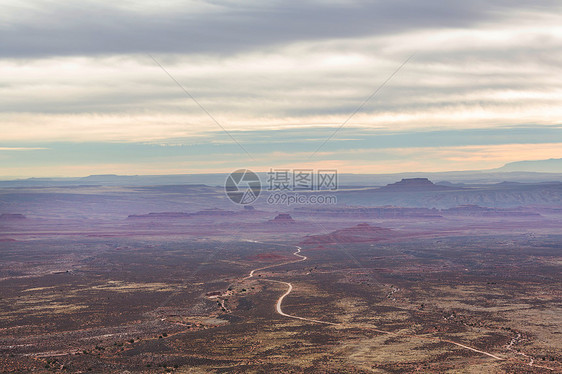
(442, 205, 541, 217)
(267, 213, 296, 224)
(127, 212, 191, 219)
(0, 214, 26, 220)
(294, 206, 441, 218)
(127, 209, 238, 219)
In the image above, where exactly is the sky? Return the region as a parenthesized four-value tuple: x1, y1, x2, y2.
(1, 0, 561, 178)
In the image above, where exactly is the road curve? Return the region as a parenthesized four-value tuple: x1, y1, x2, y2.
(264, 278, 337, 325)
(240, 243, 518, 364)
(256, 246, 337, 324)
(244, 246, 306, 280)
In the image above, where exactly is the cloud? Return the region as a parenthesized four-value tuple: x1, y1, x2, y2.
(1, 0, 562, 176)
(3, 140, 561, 178)
(1, 0, 560, 58)
(2, 19, 561, 141)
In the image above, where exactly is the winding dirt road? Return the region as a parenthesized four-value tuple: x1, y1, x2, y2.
(242, 246, 336, 324)
(243, 246, 307, 280)
(241, 243, 554, 366)
(259, 247, 339, 325)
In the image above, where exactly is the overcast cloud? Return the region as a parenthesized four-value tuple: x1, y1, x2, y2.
(1, 0, 561, 177)
(2, 0, 558, 57)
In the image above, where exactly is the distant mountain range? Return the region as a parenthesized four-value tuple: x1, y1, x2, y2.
(494, 158, 562, 173)
(1, 159, 561, 187)
(335, 178, 562, 209)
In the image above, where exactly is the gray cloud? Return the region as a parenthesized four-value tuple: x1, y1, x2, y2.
(1, 0, 559, 58)
(1, 0, 561, 148)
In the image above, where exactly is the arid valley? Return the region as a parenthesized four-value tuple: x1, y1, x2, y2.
(0, 176, 561, 373)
